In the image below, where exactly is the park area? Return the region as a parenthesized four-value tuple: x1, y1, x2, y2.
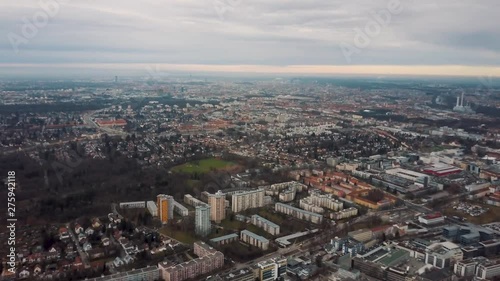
(171, 158, 236, 174)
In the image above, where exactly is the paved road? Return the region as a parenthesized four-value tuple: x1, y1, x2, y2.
(66, 224, 91, 269)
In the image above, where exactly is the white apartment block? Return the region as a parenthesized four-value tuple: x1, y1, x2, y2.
(251, 215, 280, 236)
(173, 200, 189, 217)
(184, 194, 205, 207)
(299, 198, 325, 214)
(330, 207, 358, 220)
(147, 201, 158, 217)
(308, 190, 343, 211)
(240, 230, 269, 250)
(231, 189, 265, 213)
(119, 201, 146, 209)
(270, 181, 307, 193)
(275, 203, 323, 224)
(278, 187, 296, 202)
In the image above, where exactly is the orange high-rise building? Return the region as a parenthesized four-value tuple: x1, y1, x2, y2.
(157, 194, 174, 224)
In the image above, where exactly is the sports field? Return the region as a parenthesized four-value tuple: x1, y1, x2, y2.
(171, 158, 235, 174)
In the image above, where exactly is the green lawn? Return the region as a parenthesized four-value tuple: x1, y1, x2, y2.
(171, 158, 235, 174)
(219, 219, 245, 231)
(258, 209, 285, 225)
(159, 228, 198, 244)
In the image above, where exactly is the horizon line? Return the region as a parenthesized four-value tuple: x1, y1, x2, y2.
(2, 63, 500, 78)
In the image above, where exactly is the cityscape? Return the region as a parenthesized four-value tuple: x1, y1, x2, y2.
(1, 1, 500, 281)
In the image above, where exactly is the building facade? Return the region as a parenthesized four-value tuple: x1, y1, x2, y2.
(173, 200, 189, 217)
(251, 215, 280, 236)
(275, 203, 323, 224)
(210, 233, 239, 246)
(157, 195, 174, 224)
(195, 205, 211, 237)
(240, 230, 269, 250)
(232, 189, 265, 213)
(255, 257, 287, 281)
(159, 242, 224, 281)
(146, 201, 158, 217)
(207, 191, 226, 223)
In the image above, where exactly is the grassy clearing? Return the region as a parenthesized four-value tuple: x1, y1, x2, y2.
(159, 228, 198, 244)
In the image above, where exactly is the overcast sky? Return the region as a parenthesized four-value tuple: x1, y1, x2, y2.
(1, 0, 500, 77)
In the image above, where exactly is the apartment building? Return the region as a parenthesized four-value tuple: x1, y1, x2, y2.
(173, 200, 189, 217)
(159, 242, 224, 281)
(119, 201, 146, 209)
(157, 194, 174, 224)
(232, 189, 265, 213)
(330, 207, 358, 220)
(308, 190, 344, 211)
(240, 230, 269, 250)
(274, 203, 323, 224)
(278, 187, 297, 202)
(195, 205, 211, 237)
(209, 233, 239, 246)
(146, 201, 158, 217)
(299, 198, 325, 214)
(184, 194, 205, 207)
(251, 215, 280, 236)
(207, 191, 226, 223)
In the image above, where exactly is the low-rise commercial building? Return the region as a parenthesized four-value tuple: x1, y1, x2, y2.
(255, 257, 287, 281)
(425, 242, 463, 268)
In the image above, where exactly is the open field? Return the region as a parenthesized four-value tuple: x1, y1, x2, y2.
(171, 158, 235, 174)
